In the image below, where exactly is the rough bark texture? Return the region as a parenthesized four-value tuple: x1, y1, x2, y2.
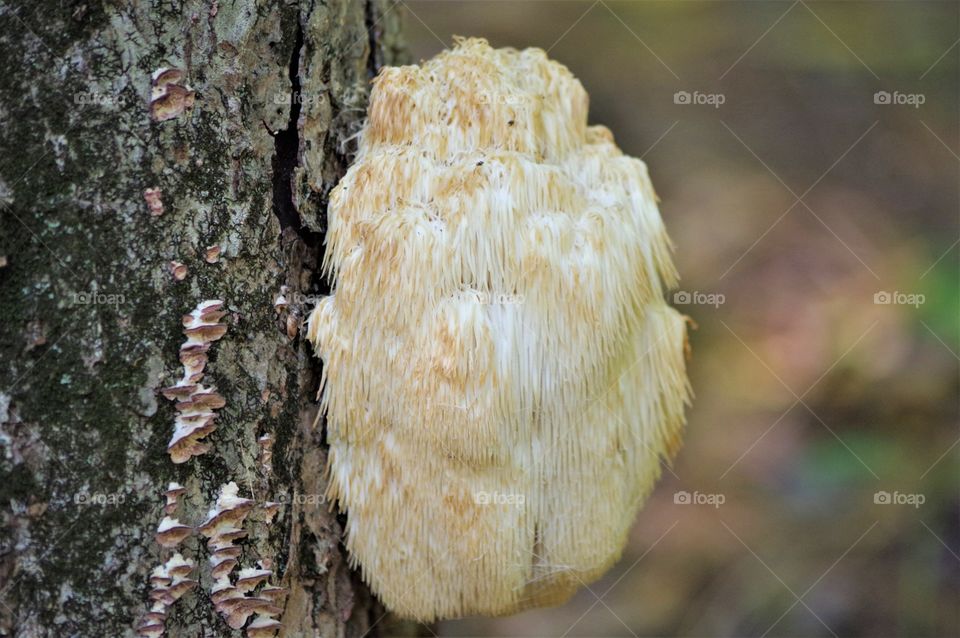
(0, 1, 407, 636)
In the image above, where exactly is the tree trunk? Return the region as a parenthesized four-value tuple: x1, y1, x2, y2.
(0, 1, 407, 636)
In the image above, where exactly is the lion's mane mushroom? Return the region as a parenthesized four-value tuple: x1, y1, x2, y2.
(305, 37, 691, 620)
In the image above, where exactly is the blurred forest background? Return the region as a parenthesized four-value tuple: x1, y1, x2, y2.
(398, 1, 959, 636)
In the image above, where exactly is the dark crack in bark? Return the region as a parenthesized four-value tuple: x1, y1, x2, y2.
(271, 17, 319, 246)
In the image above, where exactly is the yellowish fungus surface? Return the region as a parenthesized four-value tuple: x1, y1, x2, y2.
(307, 37, 690, 621)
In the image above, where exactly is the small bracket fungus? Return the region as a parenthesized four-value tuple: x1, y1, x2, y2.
(161, 300, 228, 463)
(138, 483, 197, 636)
(155, 516, 192, 548)
(144, 187, 164, 216)
(163, 482, 186, 515)
(150, 67, 195, 122)
(143, 316, 284, 636)
(204, 244, 221, 263)
(306, 38, 691, 620)
(199, 482, 253, 577)
(168, 261, 188, 281)
(259, 501, 280, 525)
(257, 433, 274, 475)
(273, 286, 288, 313)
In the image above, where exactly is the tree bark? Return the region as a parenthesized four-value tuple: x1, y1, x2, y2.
(0, 1, 406, 636)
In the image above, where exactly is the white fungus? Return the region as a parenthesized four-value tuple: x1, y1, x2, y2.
(306, 37, 691, 620)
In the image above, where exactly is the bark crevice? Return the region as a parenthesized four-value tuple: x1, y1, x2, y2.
(364, 0, 382, 79)
(271, 14, 318, 246)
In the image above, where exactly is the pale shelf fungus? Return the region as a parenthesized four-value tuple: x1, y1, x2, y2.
(161, 300, 228, 464)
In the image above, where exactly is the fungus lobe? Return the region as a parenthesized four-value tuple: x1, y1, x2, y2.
(307, 37, 690, 620)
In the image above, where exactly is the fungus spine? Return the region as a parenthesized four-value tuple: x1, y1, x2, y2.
(306, 37, 691, 620)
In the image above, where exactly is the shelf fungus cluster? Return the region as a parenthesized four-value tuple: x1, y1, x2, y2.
(137, 484, 197, 637)
(199, 482, 285, 636)
(139, 482, 284, 637)
(161, 300, 228, 464)
(137, 553, 198, 637)
(143, 302, 284, 634)
(306, 38, 691, 620)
